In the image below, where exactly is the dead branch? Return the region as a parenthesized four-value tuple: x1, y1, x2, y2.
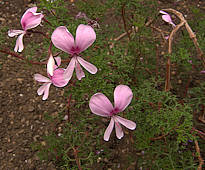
(0, 48, 70, 65)
(109, 26, 137, 49)
(0, 49, 46, 65)
(164, 12, 184, 91)
(194, 139, 204, 170)
(150, 133, 169, 141)
(161, 8, 205, 91)
(198, 116, 205, 124)
(162, 8, 205, 68)
(121, 4, 131, 41)
(192, 128, 205, 137)
(73, 147, 82, 170)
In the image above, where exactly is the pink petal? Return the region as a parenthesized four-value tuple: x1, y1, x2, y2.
(51, 26, 75, 54)
(89, 93, 114, 117)
(64, 57, 76, 81)
(200, 70, 205, 74)
(114, 117, 124, 139)
(51, 68, 69, 87)
(14, 33, 25, 52)
(37, 82, 52, 100)
(114, 85, 133, 112)
(162, 15, 172, 23)
(75, 61, 85, 80)
(75, 24, 96, 53)
(34, 74, 51, 83)
(8, 30, 25, 37)
(115, 116, 136, 130)
(170, 22, 176, 27)
(159, 10, 168, 15)
(21, 11, 44, 30)
(37, 83, 47, 95)
(53, 57, 61, 70)
(188, 60, 192, 64)
(47, 55, 55, 76)
(42, 83, 52, 100)
(104, 117, 114, 141)
(165, 35, 169, 40)
(77, 56, 97, 74)
(21, 7, 38, 20)
(54, 56, 61, 67)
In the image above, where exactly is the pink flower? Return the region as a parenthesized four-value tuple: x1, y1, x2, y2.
(51, 24, 97, 81)
(8, 7, 44, 52)
(89, 85, 136, 141)
(200, 70, 205, 74)
(160, 10, 176, 27)
(165, 35, 169, 40)
(34, 56, 69, 100)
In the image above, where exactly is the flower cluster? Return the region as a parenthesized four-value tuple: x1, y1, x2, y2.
(159, 10, 205, 74)
(8, 7, 136, 141)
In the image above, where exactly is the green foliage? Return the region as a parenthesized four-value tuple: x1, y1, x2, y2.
(32, 117, 99, 169)
(131, 79, 193, 147)
(0, 26, 8, 44)
(137, 140, 197, 169)
(187, 82, 205, 114)
(30, 0, 204, 169)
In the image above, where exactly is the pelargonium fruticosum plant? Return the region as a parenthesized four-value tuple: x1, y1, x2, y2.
(8, 7, 44, 52)
(160, 10, 176, 27)
(51, 24, 97, 81)
(89, 85, 136, 141)
(34, 55, 69, 100)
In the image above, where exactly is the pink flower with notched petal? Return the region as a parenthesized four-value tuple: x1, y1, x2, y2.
(34, 56, 69, 100)
(51, 24, 97, 81)
(89, 85, 136, 141)
(8, 7, 44, 52)
(160, 10, 176, 27)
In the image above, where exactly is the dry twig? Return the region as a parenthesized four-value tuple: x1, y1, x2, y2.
(121, 4, 131, 41)
(160, 8, 205, 91)
(198, 116, 205, 124)
(109, 26, 138, 49)
(73, 147, 82, 170)
(0, 48, 70, 65)
(194, 139, 204, 170)
(162, 8, 205, 67)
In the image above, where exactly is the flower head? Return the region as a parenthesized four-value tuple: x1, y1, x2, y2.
(34, 55, 68, 100)
(89, 85, 136, 141)
(160, 10, 176, 27)
(51, 24, 97, 81)
(8, 7, 44, 52)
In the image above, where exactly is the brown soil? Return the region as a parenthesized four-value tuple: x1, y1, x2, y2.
(0, 0, 67, 169)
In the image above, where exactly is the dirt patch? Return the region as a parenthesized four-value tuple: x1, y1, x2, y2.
(0, 0, 67, 169)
